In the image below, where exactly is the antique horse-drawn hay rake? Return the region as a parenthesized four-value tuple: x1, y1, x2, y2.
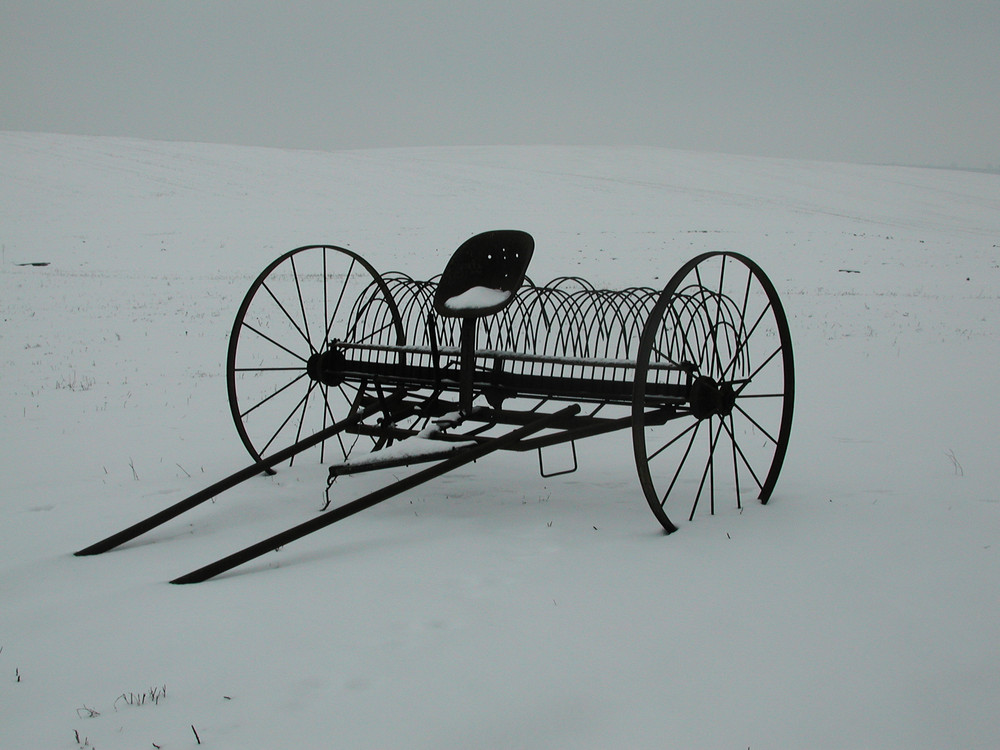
(77, 230, 794, 582)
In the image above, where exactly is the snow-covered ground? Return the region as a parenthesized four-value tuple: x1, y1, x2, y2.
(2, 132, 998, 749)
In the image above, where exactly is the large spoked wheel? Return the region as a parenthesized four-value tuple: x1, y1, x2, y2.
(632, 252, 794, 532)
(227, 245, 405, 467)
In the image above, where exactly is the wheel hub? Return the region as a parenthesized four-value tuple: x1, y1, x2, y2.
(307, 347, 347, 387)
(689, 375, 736, 420)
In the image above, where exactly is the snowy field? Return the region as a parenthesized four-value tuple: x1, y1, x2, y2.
(2, 132, 998, 749)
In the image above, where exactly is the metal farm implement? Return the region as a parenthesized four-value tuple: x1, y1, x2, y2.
(77, 230, 794, 582)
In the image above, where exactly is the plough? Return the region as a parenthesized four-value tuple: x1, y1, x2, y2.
(76, 230, 794, 582)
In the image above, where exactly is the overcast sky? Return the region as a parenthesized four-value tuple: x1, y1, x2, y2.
(3, 1, 998, 167)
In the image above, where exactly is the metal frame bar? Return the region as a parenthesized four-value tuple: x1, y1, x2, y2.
(321, 358, 689, 408)
(171, 404, 581, 583)
(75, 393, 405, 556)
(337, 340, 685, 371)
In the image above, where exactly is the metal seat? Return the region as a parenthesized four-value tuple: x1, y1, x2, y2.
(433, 230, 534, 318)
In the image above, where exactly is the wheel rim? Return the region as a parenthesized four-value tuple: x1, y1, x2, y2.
(633, 252, 794, 532)
(227, 245, 404, 467)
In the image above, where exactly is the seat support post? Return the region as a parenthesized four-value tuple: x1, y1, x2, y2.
(459, 318, 476, 413)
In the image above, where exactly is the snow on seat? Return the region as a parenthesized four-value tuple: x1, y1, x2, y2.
(441, 286, 514, 314)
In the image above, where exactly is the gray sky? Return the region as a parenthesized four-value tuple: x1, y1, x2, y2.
(3, 1, 998, 167)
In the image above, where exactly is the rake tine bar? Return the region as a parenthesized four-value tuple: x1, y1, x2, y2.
(171, 404, 581, 584)
(75, 394, 403, 556)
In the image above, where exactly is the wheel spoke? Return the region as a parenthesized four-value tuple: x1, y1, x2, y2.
(710, 257, 727, 378)
(720, 416, 765, 491)
(318, 382, 351, 462)
(234, 366, 305, 373)
(239, 371, 309, 420)
(353, 320, 398, 346)
(727, 262, 754, 380)
(673, 300, 704, 367)
(689, 418, 724, 521)
(290, 255, 315, 355)
(734, 344, 784, 396)
(722, 297, 772, 382)
(658, 420, 702, 509)
(241, 321, 309, 363)
(733, 401, 780, 445)
(261, 280, 315, 355)
(322, 248, 329, 350)
(647, 419, 699, 463)
(331, 384, 358, 455)
(729, 413, 742, 509)
(287, 379, 320, 467)
(324, 258, 356, 344)
(319, 382, 329, 463)
(649, 341, 685, 368)
(260, 386, 313, 456)
(338, 382, 378, 448)
(738, 264, 753, 340)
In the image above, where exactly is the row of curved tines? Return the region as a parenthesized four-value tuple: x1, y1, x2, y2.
(349, 273, 665, 388)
